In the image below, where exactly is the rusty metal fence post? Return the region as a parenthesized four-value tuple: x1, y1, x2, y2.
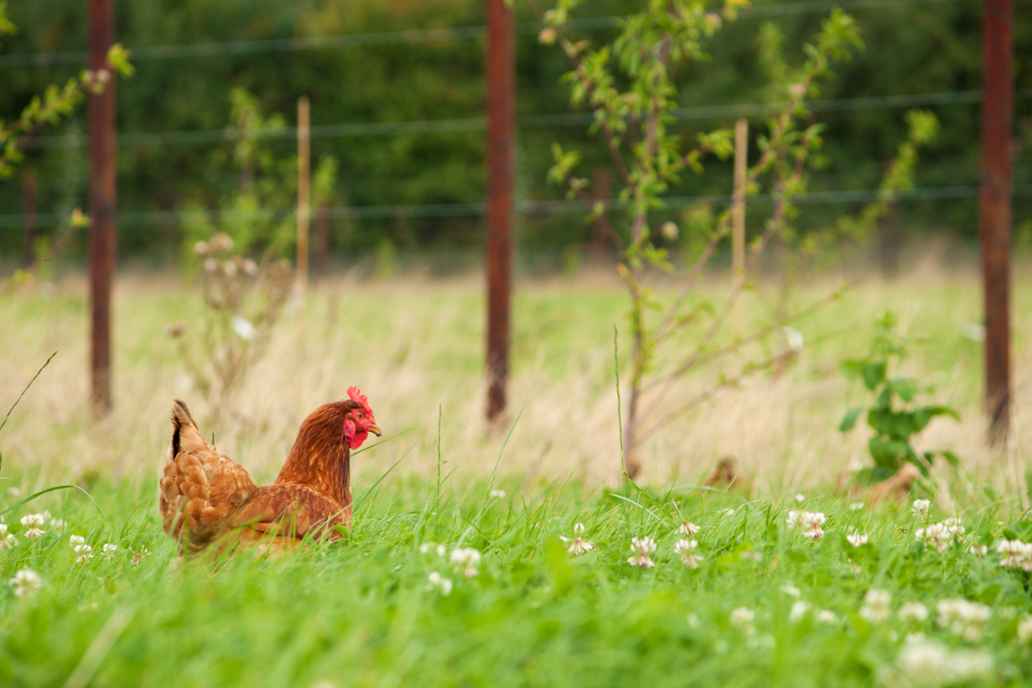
(979, 0, 1013, 446)
(485, 0, 515, 423)
(88, 0, 116, 416)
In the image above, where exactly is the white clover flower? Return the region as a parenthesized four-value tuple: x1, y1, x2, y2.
(49, 518, 66, 531)
(427, 571, 453, 596)
(896, 636, 991, 686)
(20, 513, 46, 528)
(1018, 616, 1032, 643)
(787, 511, 827, 540)
(996, 539, 1032, 571)
(231, 316, 257, 341)
(730, 607, 755, 632)
(627, 536, 657, 569)
(419, 542, 447, 558)
(673, 539, 703, 569)
(781, 583, 801, 598)
(899, 602, 929, 623)
(23, 527, 45, 540)
(10, 569, 42, 598)
(816, 609, 838, 624)
(789, 600, 810, 622)
(916, 519, 965, 552)
(911, 499, 931, 516)
(849, 501, 864, 511)
(846, 531, 868, 548)
(74, 543, 94, 564)
(69, 534, 86, 547)
(937, 599, 991, 641)
(794, 493, 806, 503)
(969, 544, 988, 557)
(786, 510, 800, 528)
(860, 589, 892, 622)
(560, 523, 594, 556)
(784, 327, 804, 353)
(0, 520, 15, 548)
(678, 522, 700, 537)
(800, 512, 826, 530)
(102, 543, 118, 558)
(489, 489, 506, 498)
(450, 547, 481, 578)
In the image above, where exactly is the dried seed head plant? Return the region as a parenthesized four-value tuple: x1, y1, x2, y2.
(169, 233, 292, 406)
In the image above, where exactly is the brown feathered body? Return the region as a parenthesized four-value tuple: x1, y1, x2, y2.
(159, 400, 358, 553)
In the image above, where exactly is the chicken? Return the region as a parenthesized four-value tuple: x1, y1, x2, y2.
(159, 387, 380, 553)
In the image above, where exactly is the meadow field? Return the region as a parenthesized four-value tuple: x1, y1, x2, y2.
(1, 262, 1032, 686)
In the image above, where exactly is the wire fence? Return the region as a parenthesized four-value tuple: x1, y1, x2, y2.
(1, 0, 1020, 251)
(4, 183, 1029, 233)
(23, 88, 1029, 151)
(0, 0, 962, 68)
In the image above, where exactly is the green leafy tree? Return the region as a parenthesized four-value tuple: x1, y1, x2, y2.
(0, 1, 132, 179)
(544, 0, 937, 480)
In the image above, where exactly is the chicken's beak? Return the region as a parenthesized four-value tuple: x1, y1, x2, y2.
(368, 423, 382, 437)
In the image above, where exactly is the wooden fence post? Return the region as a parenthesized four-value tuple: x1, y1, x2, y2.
(297, 96, 311, 290)
(732, 118, 748, 287)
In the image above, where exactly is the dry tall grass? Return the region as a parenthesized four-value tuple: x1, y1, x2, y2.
(1, 262, 1029, 508)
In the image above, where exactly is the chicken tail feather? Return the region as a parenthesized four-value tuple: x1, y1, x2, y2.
(171, 399, 206, 457)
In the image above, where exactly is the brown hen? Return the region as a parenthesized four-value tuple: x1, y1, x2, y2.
(159, 389, 380, 553)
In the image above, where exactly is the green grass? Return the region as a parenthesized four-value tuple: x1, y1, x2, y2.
(1, 269, 1032, 685)
(1, 476, 1032, 687)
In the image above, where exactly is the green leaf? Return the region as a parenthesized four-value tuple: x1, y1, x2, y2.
(862, 362, 886, 391)
(888, 377, 918, 402)
(911, 405, 959, 432)
(868, 436, 908, 470)
(841, 359, 866, 379)
(854, 466, 894, 486)
(839, 407, 862, 433)
(867, 409, 917, 439)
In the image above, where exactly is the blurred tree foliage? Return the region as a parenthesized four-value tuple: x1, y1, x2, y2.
(0, 0, 1028, 265)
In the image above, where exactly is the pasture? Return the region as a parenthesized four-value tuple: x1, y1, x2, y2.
(1, 267, 1031, 686)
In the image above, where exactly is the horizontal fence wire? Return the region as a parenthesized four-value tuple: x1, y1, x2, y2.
(24, 89, 1031, 151)
(0, 0, 964, 68)
(3, 184, 1029, 232)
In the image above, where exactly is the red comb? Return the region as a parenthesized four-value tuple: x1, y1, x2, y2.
(347, 386, 370, 409)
